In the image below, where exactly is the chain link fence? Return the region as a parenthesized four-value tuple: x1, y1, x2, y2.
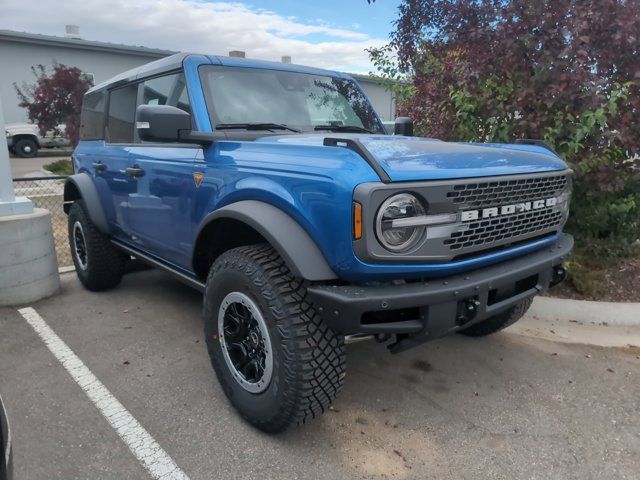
(13, 176, 72, 268)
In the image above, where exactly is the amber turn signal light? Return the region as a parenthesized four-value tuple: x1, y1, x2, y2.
(353, 202, 362, 239)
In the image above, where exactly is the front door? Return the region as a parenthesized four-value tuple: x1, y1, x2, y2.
(124, 145, 199, 267)
(119, 71, 198, 268)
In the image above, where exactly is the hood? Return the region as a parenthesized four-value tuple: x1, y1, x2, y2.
(257, 134, 567, 182)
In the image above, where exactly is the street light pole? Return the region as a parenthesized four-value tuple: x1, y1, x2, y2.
(0, 101, 33, 215)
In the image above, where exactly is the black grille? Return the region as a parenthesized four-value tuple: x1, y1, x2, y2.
(445, 207, 565, 251)
(446, 174, 568, 208)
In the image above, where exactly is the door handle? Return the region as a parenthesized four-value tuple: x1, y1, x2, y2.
(92, 162, 106, 172)
(125, 167, 145, 177)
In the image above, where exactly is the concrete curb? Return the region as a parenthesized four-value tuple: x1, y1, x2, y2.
(530, 296, 640, 326)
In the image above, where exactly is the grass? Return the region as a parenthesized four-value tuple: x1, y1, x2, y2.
(43, 159, 74, 176)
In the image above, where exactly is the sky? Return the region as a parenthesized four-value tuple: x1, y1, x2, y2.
(1, 0, 402, 73)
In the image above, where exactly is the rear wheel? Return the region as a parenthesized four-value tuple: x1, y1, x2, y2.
(13, 138, 38, 158)
(458, 297, 533, 337)
(203, 244, 345, 433)
(68, 200, 126, 291)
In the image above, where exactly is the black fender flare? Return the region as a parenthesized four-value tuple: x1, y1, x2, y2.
(63, 173, 109, 233)
(196, 200, 338, 281)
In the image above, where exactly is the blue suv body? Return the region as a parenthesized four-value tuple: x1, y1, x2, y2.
(65, 53, 573, 431)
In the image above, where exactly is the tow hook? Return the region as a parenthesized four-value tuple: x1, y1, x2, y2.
(456, 298, 481, 326)
(551, 265, 567, 286)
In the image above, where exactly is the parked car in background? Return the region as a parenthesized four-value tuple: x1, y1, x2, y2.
(65, 53, 573, 432)
(5, 123, 70, 158)
(0, 395, 11, 480)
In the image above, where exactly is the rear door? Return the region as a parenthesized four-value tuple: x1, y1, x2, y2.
(124, 71, 199, 268)
(101, 83, 139, 238)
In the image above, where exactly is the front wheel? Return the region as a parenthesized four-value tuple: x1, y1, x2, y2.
(458, 297, 533, 337)
(203, 244, 345, 433)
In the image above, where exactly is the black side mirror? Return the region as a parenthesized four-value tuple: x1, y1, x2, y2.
(135, 104, 193, 143)
(394, 117, 414, 136)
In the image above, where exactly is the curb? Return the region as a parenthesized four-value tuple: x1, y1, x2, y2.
(530, 296, 640, 326)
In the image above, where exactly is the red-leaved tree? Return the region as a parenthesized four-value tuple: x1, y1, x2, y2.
(370, 0, 640, 263)
(14, 64, 93, 145)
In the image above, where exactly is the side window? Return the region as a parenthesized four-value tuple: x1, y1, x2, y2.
(140, 72, 190, 113)
(107, 84, 138, 143)
(80, 90, 106, 140)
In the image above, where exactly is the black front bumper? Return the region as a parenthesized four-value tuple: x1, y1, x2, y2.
(308, 234, 573, 351)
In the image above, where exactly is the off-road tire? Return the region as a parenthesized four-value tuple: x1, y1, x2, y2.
(203, 244, 345, 433)
(68, 200, 126, 291)
(458, 297, 533, 337)
(13, 138, 38, 158)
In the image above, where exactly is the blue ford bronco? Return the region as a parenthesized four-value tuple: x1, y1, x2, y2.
(65, 53, 573, 432)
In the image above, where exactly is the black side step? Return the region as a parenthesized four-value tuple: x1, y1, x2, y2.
(112, 240, 205, 292)
(323, 137, 391, 183)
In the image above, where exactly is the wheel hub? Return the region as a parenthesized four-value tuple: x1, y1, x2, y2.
(72, 221, 88, 270)
(218, 292, 273, 394)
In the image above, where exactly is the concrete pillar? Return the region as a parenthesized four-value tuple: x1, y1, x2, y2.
(0, 209, 60, 305)
(0, 101, 59, 306)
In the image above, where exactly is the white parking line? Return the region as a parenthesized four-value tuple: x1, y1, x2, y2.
(17, 307, 190, 480)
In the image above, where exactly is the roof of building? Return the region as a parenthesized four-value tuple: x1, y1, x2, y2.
(0, 29, 176, 58)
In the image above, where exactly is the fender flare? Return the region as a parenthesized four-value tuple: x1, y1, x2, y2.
(63, 173, 109, 233)
(196, 200, 338, 281)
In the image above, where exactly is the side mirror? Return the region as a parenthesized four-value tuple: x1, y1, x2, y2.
(394, 117, 414, 136)
(135, 104, 193, 143)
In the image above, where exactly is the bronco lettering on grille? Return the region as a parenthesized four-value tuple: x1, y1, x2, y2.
(461, 197, 558, 222)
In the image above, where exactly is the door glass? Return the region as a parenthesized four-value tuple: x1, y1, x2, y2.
(140, 73, 190, 114)
(107, 84, 137, 143)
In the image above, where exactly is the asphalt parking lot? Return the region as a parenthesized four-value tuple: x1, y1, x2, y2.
(10, 152, 70, 178)
(1, 270, 639, 480)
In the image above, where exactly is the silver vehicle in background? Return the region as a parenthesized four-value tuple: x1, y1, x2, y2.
(5, 122, 70, 158)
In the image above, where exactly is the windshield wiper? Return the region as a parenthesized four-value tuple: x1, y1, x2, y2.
(313, 124, 374, 134)
(216, 123, 301, 133)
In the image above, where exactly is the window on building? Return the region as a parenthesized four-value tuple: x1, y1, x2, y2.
(80, 90, 106, 140)
(106, 84, 138, 143)
(80, 72, 95, 84)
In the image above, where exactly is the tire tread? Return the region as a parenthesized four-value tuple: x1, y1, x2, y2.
(203, 244, 345, 432)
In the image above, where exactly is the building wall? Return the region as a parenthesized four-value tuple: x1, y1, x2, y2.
(0, 40, 163, 123)
(356, 78, 396, 122)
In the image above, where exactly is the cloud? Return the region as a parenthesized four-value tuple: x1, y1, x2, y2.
(1, 0, 386, 72)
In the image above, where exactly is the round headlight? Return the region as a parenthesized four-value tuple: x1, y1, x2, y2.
(375, 193, 426, 252)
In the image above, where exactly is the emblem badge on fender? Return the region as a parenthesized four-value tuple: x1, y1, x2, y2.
(194, 172, 204, 188)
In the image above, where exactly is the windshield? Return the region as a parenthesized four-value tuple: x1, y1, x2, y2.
(200, 65, 384, 134)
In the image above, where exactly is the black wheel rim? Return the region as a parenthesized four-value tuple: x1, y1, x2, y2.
(218, 292, 273, 393)
(72, 221, 88, 270)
